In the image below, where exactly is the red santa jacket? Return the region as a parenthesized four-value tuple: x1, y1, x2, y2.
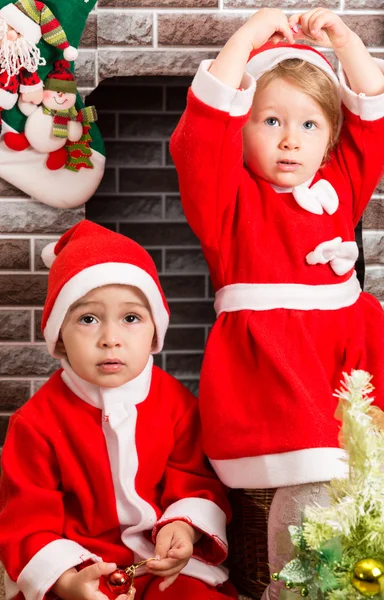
(170, 59, 384, 489)
(0, 358, 230, 600)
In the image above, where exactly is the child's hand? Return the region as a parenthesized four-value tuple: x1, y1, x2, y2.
(147, 521, 200, 591)
(240, 8, 295, 49)
(289, 9, 353, 49)
(52, 562, 134, 600)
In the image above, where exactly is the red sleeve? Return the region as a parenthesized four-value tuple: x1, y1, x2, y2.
(152, 400, 230, 564)
(331, 107, 384, 226)
(18, 68, 42, 88)
(170, 62, 254, 250)
(0, 413, 64, 581)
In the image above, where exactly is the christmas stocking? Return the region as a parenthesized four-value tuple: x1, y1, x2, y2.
(0, 0, 105, 208)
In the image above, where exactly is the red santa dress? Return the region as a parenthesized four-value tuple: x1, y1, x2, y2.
(0, 358, 237, 600)
(170, 45, 384, 490)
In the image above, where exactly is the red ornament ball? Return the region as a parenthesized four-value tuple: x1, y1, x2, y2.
(106, 569, 131, 595)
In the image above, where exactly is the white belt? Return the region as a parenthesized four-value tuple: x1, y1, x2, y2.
(214, 271, 361, 315)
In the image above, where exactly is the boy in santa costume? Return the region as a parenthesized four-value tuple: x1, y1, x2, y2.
(170, 7, 384, 599)
(0, 220, 238, 600)
(0, 0, 78, 132)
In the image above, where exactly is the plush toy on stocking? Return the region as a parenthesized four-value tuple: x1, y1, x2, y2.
(4, 59, 97, 170)
(0, 0, 105, 208)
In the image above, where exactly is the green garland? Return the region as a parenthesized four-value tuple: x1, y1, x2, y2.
(274, 370, 384, 599)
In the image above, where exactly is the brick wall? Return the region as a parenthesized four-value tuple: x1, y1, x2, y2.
(0, 1, 383, 445)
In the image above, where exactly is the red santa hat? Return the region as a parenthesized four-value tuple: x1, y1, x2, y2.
(41, 220, 170, 358)
(0, 0, 78, 61)
(246, 42, 339, 90)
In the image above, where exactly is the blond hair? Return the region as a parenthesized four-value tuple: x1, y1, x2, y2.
(256, 59, 341, 161)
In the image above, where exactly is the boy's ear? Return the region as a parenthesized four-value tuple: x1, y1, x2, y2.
(55, 336, 66, 356)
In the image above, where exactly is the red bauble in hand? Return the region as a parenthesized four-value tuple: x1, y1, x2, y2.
(106, 569, 132, 595)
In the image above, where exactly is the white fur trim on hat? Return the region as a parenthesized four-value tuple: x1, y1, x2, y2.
(247, 47, 339, 89)
(41, 242, 57, 269)
(63, 46, 78, 62)
(44, 262, 169, 357)
(0, 3, 41, 45)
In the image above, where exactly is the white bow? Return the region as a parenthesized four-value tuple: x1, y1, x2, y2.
(306, 237, 359, 276)
(293, 180, 339, 215)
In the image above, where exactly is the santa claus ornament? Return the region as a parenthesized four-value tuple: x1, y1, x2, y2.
(0, 0, 105, 208)
(4, 60, 98, 171)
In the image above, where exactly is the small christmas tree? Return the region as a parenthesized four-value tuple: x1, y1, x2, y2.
(65, 124, 94, 172)
(274, 370, 384, 599)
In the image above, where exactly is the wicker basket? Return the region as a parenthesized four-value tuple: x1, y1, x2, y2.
(227, 488, 276, 600)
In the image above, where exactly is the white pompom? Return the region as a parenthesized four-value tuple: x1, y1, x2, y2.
(41, 242, 57, 269)
(63, 46, 78, 62)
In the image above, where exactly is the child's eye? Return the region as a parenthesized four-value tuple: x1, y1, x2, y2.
(265, 117, 279, 127)
(303, 121, 317, 130)
(79, 315, 98, 325)
(124, 314, 140, 324)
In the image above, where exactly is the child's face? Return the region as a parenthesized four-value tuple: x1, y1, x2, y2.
(56, 284, 155, 388)
(243, 77, 331, 188)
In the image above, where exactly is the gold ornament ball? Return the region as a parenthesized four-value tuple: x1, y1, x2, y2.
(351, 558, 384, 597)
(271, 573, 280, 582)
(300, 587, 308, 597)
(285, 581, 294, 589)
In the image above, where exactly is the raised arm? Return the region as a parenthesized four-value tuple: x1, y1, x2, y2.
(289, 9, 384, 223)
(170, 9, 294, 250)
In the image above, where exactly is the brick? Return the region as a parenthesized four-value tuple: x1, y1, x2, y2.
(120, 223, 197, 246)
(34, 239, 59, 271)
(0, 275, 47, 306)
(0, 346, 58, 377)
(166, 86, 190, 111)
(345, 0, 384, 9)
(75, 51, 96, 87)
(98, 50, 217, 79)
(0, 311, 31, 342)
(119, 114, 181, 139)
(88, 83, 163, 111)
(98, 13, 152, 46)
(0, 416, 9, 445)
(165, 249, 208, 273)
(0, 239, 29, 270)
(0, 380, 30, 411)
(80, 12, 97, 47)
(365, 267, 384, 301)
(364, 232, 384, 264)
(165, 196, 186, 220)
(0, 202, 82, 234)
(105, 141, 162, 166)
(0, 178, 27, 197)
(158, 14, 246, 46)
(97, 169, 117, 194)
(168, 300, 215, 324)
(166, 143, 173, 166)
(160, 275, 205, 298)
(98, 0, 217, 6)
(363, 198, 384, 230)
(341, 16, 384, 47)
(119, 168, 179, 193)
(87, 196, 162, 221)
(164, 327, 205, 350)
(376, 177, 384, 195)
(92, 112, 116, 138)
(34, 310, 43, 341)
(224, 0, 337, 6)
(165, 353, 203, 378)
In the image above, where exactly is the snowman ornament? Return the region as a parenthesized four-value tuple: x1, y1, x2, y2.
(4, 60, 96, 170)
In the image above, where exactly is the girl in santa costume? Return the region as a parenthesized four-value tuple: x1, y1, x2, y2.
(0, 220, 238, 600)
(170, 7, 384, 599)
